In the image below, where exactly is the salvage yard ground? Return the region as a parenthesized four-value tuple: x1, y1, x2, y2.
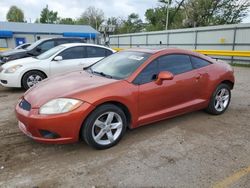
(0, 67, 249, 188)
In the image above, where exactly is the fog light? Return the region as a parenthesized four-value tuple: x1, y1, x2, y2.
(39, 130, 60, 139)
(0, 80, 7, 84)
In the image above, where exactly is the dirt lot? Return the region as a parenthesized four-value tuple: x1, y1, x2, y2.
(0, 67, 249, 188)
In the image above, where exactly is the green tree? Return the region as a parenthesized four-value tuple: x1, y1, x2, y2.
(119, 13, 144, 33)
(6, 6, 24, 22)
(183, 0, 250, 27)
(39, 5, 58, 24)
(59, 18, 75, 25)
(78, 6, 105, 30)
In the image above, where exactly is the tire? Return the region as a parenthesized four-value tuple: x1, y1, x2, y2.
(82, 104, 127, 149)
(22, 71, 46, 90)
(206, 83, 231, 115)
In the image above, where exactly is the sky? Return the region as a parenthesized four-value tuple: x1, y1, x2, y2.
(0, 0, 250, 23)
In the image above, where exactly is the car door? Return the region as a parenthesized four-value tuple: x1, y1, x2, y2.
(37, 40, 55, 54)
(50, 46, 87, 76)
(136, 54, 201, 125)
(190, 56, 211, 99)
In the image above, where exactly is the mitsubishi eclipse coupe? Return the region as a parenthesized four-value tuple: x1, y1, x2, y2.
(15, 48, 235, 149)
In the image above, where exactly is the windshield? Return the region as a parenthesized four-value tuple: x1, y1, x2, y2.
(89, 51, 151, 79)
(36, 46, 65, 60)
(26, 40, 43, 51)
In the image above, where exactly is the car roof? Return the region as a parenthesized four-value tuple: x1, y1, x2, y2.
(60, 43, 115, 51)
(123, 47, 212, 61)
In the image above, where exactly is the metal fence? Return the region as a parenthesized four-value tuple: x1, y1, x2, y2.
(109, 23, 250, 64)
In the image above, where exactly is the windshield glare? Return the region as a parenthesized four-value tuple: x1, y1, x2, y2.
(26, 40, 43, 51)
(36, 46, 65, 60)
(90, 51, 151, 79)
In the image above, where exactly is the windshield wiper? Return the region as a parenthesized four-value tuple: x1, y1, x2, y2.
(93, 71, 113, 78)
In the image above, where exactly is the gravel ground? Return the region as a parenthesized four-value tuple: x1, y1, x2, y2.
(0, 67, 249, 188)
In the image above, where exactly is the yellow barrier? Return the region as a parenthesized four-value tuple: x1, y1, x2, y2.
(112, 47, 250, 58)
(0, 48, 9, 52)
(194, 50, 250, 57)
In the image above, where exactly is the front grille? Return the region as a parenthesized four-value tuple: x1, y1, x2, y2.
(19, 99, 31, 111)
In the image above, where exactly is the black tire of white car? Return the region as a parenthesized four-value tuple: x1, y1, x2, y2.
(206, 83, 231, 115)
(22, 71, 46, 90)
(82, 104, 127, 150)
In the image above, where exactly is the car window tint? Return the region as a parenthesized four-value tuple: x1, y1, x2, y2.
(158, 54, 193, 75)
(59, 46, 86, 60)
(133, 60, 158, 85)
(191, 56, 211, 69)
(105, 49, 113, 57)
(56, 40, 68, 45)
(39, 41, 55, 52)
(87, 46, 106, 58)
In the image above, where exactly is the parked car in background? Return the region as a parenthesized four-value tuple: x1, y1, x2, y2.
(0, 43, 115, 89)
(15, 43, 31, 50)
(15, 48, 234, 149)
(0, 37, 86, 65)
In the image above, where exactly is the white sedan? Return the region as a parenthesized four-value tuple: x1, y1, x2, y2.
(0, 43, 115, 89)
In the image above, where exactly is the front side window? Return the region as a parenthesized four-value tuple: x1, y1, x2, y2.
(36, 46, 65, 60)
(158, 54, 193, 75)
(190, 56, 211, 69)
(89, 51, 151, 79)
(133, 60, 158, 85)
(58, 46, 86, 60)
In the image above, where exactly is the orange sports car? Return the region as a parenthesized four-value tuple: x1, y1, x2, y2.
(15, 48, 235, 149)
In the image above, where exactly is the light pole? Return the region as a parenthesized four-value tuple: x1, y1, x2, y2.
(165, 0, 170, 30)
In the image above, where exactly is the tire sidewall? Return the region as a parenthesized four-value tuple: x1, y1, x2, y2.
(82, 104, 127, 149)
(208, 84, 231, 115)
(22, 71, 46, 90)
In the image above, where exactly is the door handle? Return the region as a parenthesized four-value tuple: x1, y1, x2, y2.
(195, 73, 201, 79)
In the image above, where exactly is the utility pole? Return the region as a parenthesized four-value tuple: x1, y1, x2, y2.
(165, 0, 170, 30)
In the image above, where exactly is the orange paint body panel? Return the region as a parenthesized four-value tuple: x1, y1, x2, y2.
(15, 48, 235, 144)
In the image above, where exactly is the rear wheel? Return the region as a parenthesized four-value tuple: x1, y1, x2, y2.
(82, 104, 127, 149)
(206, 83, 231, 115)
(22, 71, 46, 90)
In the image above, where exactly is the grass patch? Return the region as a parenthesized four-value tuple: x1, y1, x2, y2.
(230, 63, 250, 68)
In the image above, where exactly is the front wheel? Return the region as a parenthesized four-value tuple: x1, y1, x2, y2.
(206, 83, 231, 115)
(22, 71, 46, 90)
(82, 104, 127, 149)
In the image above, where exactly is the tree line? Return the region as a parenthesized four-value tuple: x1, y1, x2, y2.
(6, 0, 250, 34)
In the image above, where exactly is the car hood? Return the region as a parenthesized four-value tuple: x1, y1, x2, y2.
(24, 71, 119, 108)
(1, 57, 40, 69)
(0, 49, 26, 56)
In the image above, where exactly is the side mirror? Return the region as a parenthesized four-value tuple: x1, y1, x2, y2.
(155, 71, 174, 85)
(54, 56, 63, 61)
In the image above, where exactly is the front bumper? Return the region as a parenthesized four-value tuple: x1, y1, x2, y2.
(0, 72, 21, 88)
(15, 99, 95, 144)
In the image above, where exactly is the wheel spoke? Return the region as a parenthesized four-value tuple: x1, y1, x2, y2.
(94, 119, 105, 129)
(220, 89, 226, 97)
(110, 122, 122, 129)
(222, 95, 229, 101)
(219, 101, 224, 110)
(94, 129, 105, 142)
(215, 101, 220, 109)
(106, 131, 114, 143)
(106, 112, 114, 125)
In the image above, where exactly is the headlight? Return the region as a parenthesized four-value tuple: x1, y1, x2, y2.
(5, 65, 23, 73)
(2, 57, 9, 62)
(39, 98, 83, 115)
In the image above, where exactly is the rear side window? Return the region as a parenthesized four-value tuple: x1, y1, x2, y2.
(158, 54, 193, 75)
(87, 46, 106, 57)
(39, 41, 55, 52)
(58, 46, 86, 60)
(190, 56, 211, 69)
(106, 49, 113, 57)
